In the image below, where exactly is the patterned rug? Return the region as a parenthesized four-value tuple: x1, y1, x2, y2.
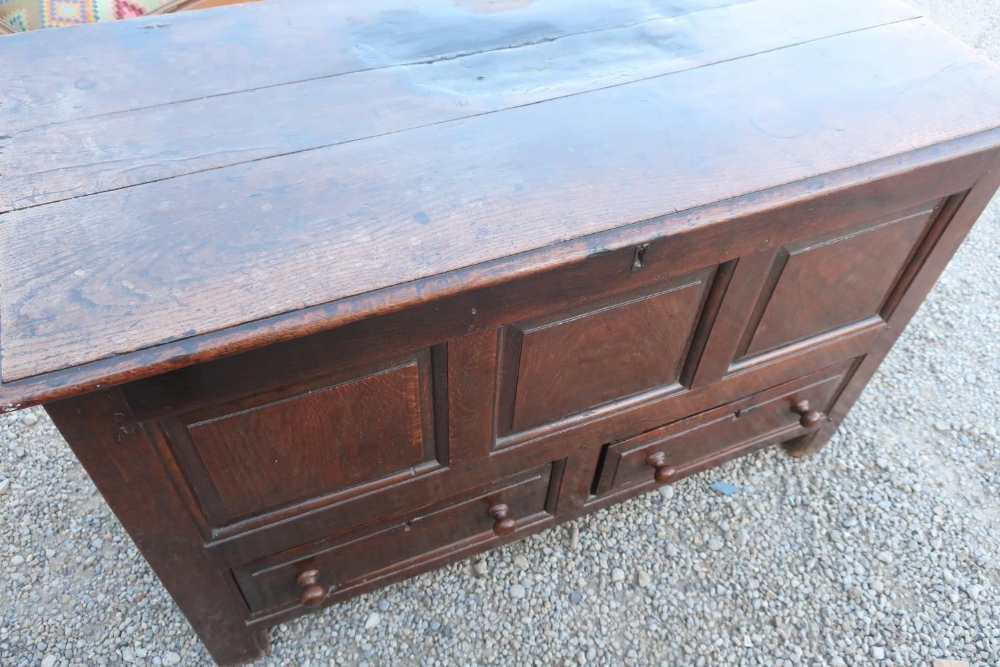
(1, 0, 170, 30)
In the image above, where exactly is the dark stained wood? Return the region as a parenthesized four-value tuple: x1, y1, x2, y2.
(234, 463, 554, 614)
(0, 135, 995, 413)
(0, 0, 904, 135)
(183, 360, 433, 522)
(6, 2, 1000, 664)
(593, 364, 849, 496)
(43, 390, 270, 665)
(742, 202, 941, 357)
(786, 153, 1000, 457)
(505, 270, 712, 432)
(3, 19, 1000, 383)
(0, 0, 921, 212)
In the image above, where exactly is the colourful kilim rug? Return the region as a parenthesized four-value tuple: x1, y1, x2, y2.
(1, 0, 169, 31)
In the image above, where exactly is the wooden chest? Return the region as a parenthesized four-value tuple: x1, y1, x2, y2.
(2, 0, 1000, 663)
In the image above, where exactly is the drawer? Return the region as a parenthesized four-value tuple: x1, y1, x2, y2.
(592, 366, 848, 497)
(233, 463, 557, 614)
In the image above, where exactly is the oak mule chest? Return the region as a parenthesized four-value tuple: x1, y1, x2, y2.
(2, 0, 1000, 663)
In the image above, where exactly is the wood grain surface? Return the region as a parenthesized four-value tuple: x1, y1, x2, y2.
(1, 0, 999, 396)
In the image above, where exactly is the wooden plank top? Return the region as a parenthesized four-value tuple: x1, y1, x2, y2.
(1, 0, 1000, 404)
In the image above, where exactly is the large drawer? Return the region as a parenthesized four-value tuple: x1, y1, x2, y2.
(233, 463, 557, 614)
(592, 365, 848, 497)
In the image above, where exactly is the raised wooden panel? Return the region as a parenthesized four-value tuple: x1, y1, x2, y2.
(500, 268, 715, 434)
(741, 202, 941, 358)
(158, 351, 441, 525)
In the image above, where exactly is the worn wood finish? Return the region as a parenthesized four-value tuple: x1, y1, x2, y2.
(3, 17, 1000, 382)
(6, 0, 1000, 663)
(1, 0, 920, 212)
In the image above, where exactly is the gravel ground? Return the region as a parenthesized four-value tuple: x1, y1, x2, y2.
(3, 3, 1000, 666)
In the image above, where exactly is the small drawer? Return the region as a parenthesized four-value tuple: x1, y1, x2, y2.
(234, 463, 557, 614)
(592, 367, 847, 497)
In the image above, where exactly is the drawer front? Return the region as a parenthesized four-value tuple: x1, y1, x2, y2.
(234, 463, 556, 614)
(593, 366, 848, 497)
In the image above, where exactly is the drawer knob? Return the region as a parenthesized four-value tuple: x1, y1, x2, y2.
(488, 503, 517, 537)
(645, 452, 677, 484)
(791, 399, 824, 429)
(296, 569, 328, 608)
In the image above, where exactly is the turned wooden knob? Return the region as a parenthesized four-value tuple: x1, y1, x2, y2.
(645, 452, 677, 484)
(791, 399, 824, 429)
(296, 569, 328, 607)
(488, 503, 517, 536)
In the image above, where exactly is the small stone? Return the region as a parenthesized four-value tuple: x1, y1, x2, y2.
(377, 598, 390, 612)
(707, 538, 724, 551)
(570, 523, 581, 551)
(513, 555, 529, 570)
(10, 555, 25, 566)
(510, 584, 526, 599)
(91, 537, 104, 550)
(40, 657, 56, 667)
(162, 652, 181, 666)
(611, 568, 625, 583)
(871, 647, 885, 660)
(657, 485, 675, 500)
(847, 586, 863, 600)
(709, 481, 738, 496)
(877, 551, 894, 563)
(966, 585, 984, 600)
(0, 479, 9, 495)
(364, 612, 381, 629)
(569, 590, 583, 605)
(23, 412, 38, 426)
(45, 549, 56, 559)
(576, 650, 587, 665)
(637, 570, 651, 588)
(830, 658, 846, 667)
(473, 560, 489, 577)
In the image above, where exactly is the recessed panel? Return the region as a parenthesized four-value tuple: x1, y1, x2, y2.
(744, 204, 938, 358)
(185, 360, 432, 522)
(506, 273, 711, 433)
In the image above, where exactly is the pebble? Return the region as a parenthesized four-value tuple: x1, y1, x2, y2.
(473, 560, 489, 577)
(514, 555, 529, 569)
(510, 584, 526, 599)
(0, 478, 9, 495)
(877, 551, 895, 563)
(10, 555, 25, 566)
(364, 612, 381, 629)
(637, 569, 651, 588)
(707, 538, 724, 551)
(162, 652, 180, 666)
(40, 657, 56, 667)
(611, 568, 625, 583)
